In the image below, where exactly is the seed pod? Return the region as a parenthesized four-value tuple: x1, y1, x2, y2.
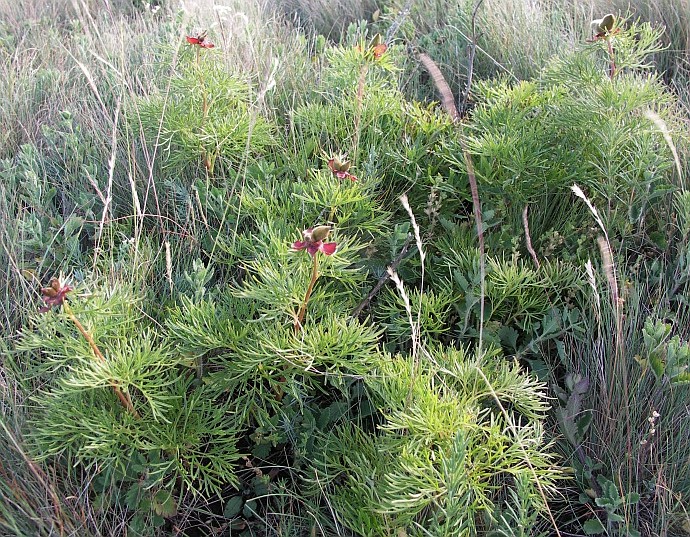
(591, 13, 615, 36)
(328, 156, 351, 173)
(310, 225, 331, 242)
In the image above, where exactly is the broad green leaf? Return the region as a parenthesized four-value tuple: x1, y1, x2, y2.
(224, 495, 244, 518)
(582, 519, 606, 534)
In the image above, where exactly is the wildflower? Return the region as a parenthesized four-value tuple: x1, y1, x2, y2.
(293, 226, 337, 257)
(186, 31, 215, 49)
(327, 156, 357, 182)
(39, 277, 73, 313)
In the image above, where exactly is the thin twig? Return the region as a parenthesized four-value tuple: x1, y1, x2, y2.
(606, 37, 617, 80)
(464, 149, 486, 349)
(523, 204, 541, 269)
(460, 0, 486, 352)
(93, 96, 120, 269)
(295, 254, 319, 331)
(384, 0, 414, 44)
(351, 234, 413, 318)
(459, 0, 484, 117)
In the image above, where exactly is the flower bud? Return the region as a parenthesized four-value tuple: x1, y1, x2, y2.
(310, 225, 331, 242)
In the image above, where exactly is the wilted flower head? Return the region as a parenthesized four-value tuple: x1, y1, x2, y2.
(186, 31, 215, 48)
(357, 33, 388, 60)
(590, 13, 616, 39)
(327, 156, 357, 182)
(293, 226, 337, 257)
(367, 33, 388, 59)
(39, 276, 73, 313)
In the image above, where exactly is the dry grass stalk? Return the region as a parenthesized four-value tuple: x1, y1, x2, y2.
(417, 52, 486, 347)
(523, 204, 541, 269)
(417, 53, 459, 121)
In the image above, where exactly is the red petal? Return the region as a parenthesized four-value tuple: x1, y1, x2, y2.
(186, 36, 200, 44)
(372, 43, 387, 58)
(56, 285, 73, 301)
(306, 243, 319, 256)
(200, 42, 215, 48)
(320, 242, 337, 255)
(327, 159, 336, 173)
(293, 240, 307, 250)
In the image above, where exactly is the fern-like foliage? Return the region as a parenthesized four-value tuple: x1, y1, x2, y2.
(307, 346, 562, 536)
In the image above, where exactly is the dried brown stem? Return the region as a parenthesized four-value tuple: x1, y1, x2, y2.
(418, 53, 459, 121)
(597, 236, 630, 477)
(464, 149, 486, 347)
(459, 0, 484, 117)
(606, 38, 617, 80)
(523, 204, 541, 269)
(418, 50, 485, 347)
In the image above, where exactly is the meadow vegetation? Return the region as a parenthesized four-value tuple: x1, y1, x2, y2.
(0, 0, 689, 536)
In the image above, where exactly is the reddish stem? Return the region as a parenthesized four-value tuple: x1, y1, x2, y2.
(195, 47, 212, 172)
(606, 37, 617, 80)
(63, 302, 140, 418)
(295, 254, 319, 332)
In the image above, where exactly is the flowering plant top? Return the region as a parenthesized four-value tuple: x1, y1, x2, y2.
(39, 276, 73, 313)
(293, 226, 337, 257)
(186, 31, 215, 49)
(327, 156, 357, 182)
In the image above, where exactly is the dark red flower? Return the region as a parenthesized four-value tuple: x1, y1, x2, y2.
(327, 156, 357, 182)
(293, 226, 337, 257)
(186, 32, 215, 49)
(39, 277, 73, 313)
